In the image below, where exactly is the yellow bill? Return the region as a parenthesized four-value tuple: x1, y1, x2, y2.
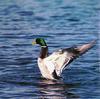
(32, 40, 36, 45)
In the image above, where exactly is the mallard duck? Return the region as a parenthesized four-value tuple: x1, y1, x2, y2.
(32, 38, 96, 80)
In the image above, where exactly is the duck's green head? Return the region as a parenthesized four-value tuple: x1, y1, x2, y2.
(32, 38, 47, 47)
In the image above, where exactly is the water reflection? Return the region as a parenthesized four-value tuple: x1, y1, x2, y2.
(37, 78, 80, 99)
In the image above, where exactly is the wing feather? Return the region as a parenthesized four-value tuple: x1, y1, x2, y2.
(44, 49, 72, 76)
(43, 40, 96, 77)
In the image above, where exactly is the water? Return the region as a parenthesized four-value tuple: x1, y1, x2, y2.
(0, 0, 99, 99)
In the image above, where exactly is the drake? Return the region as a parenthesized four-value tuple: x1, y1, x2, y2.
(32, 38, 96, 80)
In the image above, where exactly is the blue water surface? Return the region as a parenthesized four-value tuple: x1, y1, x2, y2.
(0, 0, 100, 99)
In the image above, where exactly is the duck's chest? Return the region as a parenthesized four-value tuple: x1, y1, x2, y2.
(37, 58, 54, 79)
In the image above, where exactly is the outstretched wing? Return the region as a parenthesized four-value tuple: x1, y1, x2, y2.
(44, 40, 96, 77)
(44, 49, 74, 76)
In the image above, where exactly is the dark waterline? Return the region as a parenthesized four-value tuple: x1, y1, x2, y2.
(0, 0, 99, 99)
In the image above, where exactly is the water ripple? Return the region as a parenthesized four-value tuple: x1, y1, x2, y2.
(0, 0, 99, 98)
